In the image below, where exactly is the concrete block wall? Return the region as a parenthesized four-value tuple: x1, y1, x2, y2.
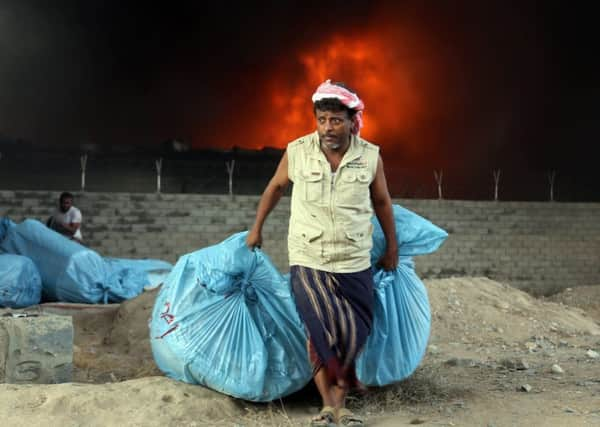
(1, 190, 599, 296)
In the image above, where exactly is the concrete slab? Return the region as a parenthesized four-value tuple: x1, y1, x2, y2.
(0, 311, 73, 384)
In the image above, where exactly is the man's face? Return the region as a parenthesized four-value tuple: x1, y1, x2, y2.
(59, 197, 73, 213)
(316, 109, 352, 151)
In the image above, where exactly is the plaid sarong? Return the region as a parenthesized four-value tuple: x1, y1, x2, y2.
(290, 265, 374, 387)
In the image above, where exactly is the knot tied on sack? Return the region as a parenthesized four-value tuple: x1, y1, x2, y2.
(238, 277, 258, 304)
(230, 247, 259, 304)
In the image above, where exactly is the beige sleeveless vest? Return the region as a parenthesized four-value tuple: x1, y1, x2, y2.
(287, 131, 379, 273)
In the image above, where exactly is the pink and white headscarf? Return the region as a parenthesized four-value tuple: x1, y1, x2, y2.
(311, 79, 364, 135)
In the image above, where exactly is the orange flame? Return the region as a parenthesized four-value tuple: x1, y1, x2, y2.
(199, 19, 449, 164)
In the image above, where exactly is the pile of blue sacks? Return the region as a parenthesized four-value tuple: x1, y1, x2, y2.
(150, 204, 447, 401)
(0, 218, 172, 306)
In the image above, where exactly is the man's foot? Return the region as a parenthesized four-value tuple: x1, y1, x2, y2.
(310, 406, 336, 427)
(337, 408, 364, 426)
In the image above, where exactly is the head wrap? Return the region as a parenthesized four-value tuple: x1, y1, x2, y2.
(312, 79, 364, 135)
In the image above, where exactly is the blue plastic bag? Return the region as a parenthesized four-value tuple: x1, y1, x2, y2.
(103, 258, 173, 302)
(0, 254, 42, 308)
(356, 258, 431, 385)
(0, 218, 111, 303)
(150, 232, 311, 402)
(0, 218, 172, 304)
(357, 204, 447, 385)
(370, 204, 448, 263)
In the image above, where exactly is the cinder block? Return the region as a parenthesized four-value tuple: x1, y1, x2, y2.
(0, 312, 73, 384)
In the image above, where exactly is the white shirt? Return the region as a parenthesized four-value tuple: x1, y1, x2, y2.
(52, 206, 83, 240)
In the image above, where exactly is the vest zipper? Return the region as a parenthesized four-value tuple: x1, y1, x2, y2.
(330, 170, 336, 270)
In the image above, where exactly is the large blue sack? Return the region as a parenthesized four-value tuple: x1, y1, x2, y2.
(0, 254, 42, 308)
(356, 258, 431, 386)
(0, 218, 111, 303)
(357, 204, 447, 386)
(150, 232, 311, 402)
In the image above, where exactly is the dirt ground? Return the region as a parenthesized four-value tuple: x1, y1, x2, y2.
(1, 277, 599, 427)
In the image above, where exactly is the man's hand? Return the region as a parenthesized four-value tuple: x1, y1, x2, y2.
(245, 151, 289, 251)
(246, 228, 263, 249)
(377, 246, 399, 271)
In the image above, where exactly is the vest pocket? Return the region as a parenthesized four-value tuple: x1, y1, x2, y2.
(338, 170, 371, 204)
(299, 170, 324, 202)
(300, 226, 323, 242)
(290, 222, 324, 260)
(344, 223, 372, 252)
(357, 170, 371, 183)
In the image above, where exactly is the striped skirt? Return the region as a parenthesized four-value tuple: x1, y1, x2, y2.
(290, 265, 374, 387)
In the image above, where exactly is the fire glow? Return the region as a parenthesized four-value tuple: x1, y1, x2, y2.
(203, 23, 447, 158)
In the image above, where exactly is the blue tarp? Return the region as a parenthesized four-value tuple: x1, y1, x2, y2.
(150, 232, 311, 402)
(0, 218, 111, 303)
(0, 254, 42, 308)
(0, 218, 173, 304)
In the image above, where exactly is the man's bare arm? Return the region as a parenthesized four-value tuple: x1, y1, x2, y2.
(246, 152, 290, 248)
(370, 155, 398, 270)
(51, 220, 80, 236)
(62, 222, 80, 235)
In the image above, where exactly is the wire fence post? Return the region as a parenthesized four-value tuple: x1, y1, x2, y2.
(80, 154, 88, 192)
(226, 159, 235, 197)
(493, 169, 501, 201)
(547, 170, 556, 202)
(155, 158, 163, 193)
(433, 170, 443, 200)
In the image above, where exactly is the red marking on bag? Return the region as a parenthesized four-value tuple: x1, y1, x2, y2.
(155, 323, 179, 339)
(160, 302, 175, 324)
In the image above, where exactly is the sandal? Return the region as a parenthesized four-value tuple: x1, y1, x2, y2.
(337, 408, 364, 426)
(310, 405, 336, 427)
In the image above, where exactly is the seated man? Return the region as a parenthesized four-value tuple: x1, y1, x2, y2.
(47, 192, 83, 243)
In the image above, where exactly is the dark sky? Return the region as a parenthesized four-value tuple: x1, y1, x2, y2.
(0, 1, 598, 177)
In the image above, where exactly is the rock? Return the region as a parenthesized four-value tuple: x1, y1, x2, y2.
(519, 384, 532, 392)
(524, 342, 537, 352)
(0, 312, 73, 384)
(586, 349, 599, 359)
(575, 380, 596, 387)
(551, 364, 564, 374)
(500, 358, 529, 370)
(444, 358, 475, 367)
(495, 301, 509, 310)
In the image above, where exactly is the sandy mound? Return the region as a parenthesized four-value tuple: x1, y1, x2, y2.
(73, 288, 161, 383)
(0, 376, 244, 427)
(3, 277, 599, 426)
(427, 277, 599, 354)
(545, 285, 600, 323)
